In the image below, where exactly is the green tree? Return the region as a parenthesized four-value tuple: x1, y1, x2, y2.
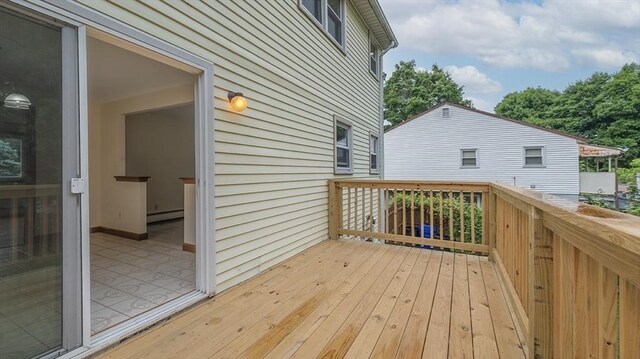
(384, 61, 471, 126)
(0, 139, 21, 177)
(618, 158, 640, 184)
(494, 63, 640, 167)
(494, 87, 560, 122)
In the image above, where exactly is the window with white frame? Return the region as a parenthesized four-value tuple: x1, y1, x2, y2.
(334, 116, 353, 174)
(299, 0, 345, 48)
(369, 38, 380, 77)
(524, 147, 545, 167)
(461, 149, 478, 168)
(370, 133, 379, 173)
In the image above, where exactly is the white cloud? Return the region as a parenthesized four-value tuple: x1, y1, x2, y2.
(467, 96, 495, 112)
(380, 0, 640, 71)
(444, 65, 502, 94)
(571, 48, 640, 68)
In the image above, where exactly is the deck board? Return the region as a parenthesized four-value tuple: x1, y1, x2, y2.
(97, 240, 526, 359)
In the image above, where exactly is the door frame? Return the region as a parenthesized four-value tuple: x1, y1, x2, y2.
(6, 0, 216, 356)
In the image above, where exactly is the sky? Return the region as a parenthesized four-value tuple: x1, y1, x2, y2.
(378, 0, 640, 112)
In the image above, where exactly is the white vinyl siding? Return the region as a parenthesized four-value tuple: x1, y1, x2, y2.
(76, 0, 382, 291)
(385, 105, 580, 196)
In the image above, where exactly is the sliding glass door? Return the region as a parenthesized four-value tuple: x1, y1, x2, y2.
(0, 5, 81, 358)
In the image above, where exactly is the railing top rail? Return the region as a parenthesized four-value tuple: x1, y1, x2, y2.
(491, 182, 640, 256)
(329, 179, 491, 186)
(0, 184, 61, 196)
(329, 179, 491, 191)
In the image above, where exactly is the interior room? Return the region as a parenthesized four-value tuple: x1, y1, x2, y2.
(87, 35, 197, 334)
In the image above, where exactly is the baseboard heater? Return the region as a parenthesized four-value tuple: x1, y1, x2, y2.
(147, 209, 184, 223)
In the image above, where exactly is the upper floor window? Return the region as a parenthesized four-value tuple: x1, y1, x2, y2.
(442, 108, 450, 118)
(369, 38, 380, 78)
(370, 133, 379, 174)
(334, 116, 353, 174)
(524, 147, 545, 167)
(300, 0, 345, 49)
(461, 149, 478, 168)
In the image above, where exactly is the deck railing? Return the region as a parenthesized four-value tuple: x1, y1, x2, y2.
(0, 184, 61, 256)
(328, 180, 490, 254)
(328, 179, 640, 359)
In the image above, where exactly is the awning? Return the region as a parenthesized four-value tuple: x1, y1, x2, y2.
(579, 143, 624, 158)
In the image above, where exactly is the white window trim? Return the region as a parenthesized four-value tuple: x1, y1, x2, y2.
(369, 131, 380, 174)
(298, 0, 347, 53)
(334, 115, 353, 175)
(368, 34, 380, 80)
(460, 148, 478, 169)
(523, 146, 546, 168)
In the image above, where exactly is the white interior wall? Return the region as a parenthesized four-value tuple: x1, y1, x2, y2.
(125, 105, 195, 217)
(88, 102, 102, 227)
(88, 84, 194, 232)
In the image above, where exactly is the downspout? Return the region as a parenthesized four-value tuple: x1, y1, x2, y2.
(378, 40, 396, 236)
(379, 40, 396, 180)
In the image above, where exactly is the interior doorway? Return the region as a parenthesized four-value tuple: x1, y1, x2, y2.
(86, 35, 198, 334)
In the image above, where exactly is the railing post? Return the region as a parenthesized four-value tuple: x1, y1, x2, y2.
(328, 181, 337, 240)
(488, 185, 496, 261)
(530, 206, 553, 358)
(328, 181, 341, 240)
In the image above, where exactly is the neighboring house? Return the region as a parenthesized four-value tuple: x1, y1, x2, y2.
(384, 102, 621, 201)
(0, 1, 396, 358)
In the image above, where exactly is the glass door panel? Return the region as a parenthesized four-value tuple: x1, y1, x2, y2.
(0, 6, 78, 358)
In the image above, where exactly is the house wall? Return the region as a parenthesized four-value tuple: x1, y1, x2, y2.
(580, 172, 616, 195)
(125, 105, 195, 218)
(76, 0, 383, 291)
(384, 105, 580, 196)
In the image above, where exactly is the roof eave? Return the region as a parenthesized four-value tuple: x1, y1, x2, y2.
(351, 0, 398, 51)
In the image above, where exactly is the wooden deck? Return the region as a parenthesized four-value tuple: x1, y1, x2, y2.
(97, 240, 525, 358)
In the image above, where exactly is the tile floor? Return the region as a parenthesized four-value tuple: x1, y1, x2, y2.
(90, 219, 195, 334)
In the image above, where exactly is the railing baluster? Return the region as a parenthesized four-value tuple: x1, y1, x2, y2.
(360, 187, 365, 232)
(402, 190, 406, 237)
(393, 190, 398, 235)
(470, 192, 476, 245)
(439, 191, 444, 241)
(429, 191, 434, 240)
(347, 187, 352, 231)
(410, 190, 415, 237)
(369, 187, 373, 233)
(377, 188, 382, 234)
(449, 191, 454, 242)
(460, 191, 465, 243)
(354, 188, 358, 235)
(420, 187, 425, 239)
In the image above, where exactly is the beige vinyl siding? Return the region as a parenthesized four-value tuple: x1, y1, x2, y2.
(76, 0, 382, 291)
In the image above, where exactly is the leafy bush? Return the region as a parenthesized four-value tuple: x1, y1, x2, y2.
(387, 191, 483, 244)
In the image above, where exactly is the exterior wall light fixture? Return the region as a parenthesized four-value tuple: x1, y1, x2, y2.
(228, 92, 247, 112)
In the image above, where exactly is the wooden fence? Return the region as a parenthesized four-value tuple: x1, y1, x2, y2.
(328, 179, 640, 358)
